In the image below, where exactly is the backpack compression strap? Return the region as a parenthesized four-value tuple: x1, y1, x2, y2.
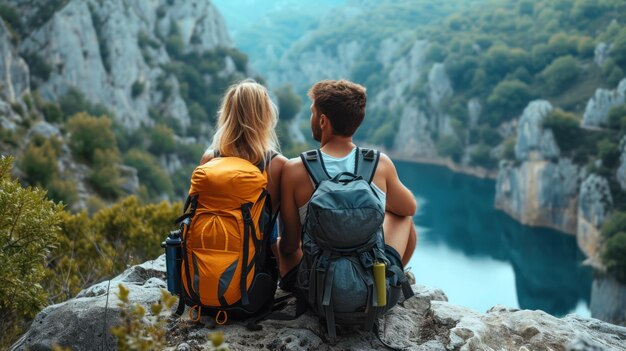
(300, 149, 331, 187)
(355, 148, 380, 184)
(213, 150, 278, 173)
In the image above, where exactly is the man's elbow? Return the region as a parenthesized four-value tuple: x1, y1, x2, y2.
(279, 240, 298, 256)
(391, 197, 417, 217)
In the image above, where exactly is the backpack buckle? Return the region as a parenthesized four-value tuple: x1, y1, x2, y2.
(305, 150, 318, 161)
(362, 149, 375, 161)
(241, 203, 253, 224)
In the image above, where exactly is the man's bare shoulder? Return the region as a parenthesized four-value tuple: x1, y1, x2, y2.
(377, 152, 396, 175)
(283, 157, 308, 179)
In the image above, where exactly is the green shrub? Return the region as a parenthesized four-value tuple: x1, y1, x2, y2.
(470, 143, 497, 168)
(123, 149, 173, 198)
(540, 55, 581, 95)
(502, 137, 516, 160)
(0, 156, 64, 348)
(602, 211, 626, 239)
(608, 104, 626, 131)
(577, 36, 595, 58)
(275, 85, 302, 121)
(67, 112, 117, 164)
(611, 28, 626, 69)
(42, 102, 63, 123)
(47, 178, 79, 205)
(131, 80, 145, 98)
(486, 80, 534, 125)
(20, 137, 59, 186)
(59, 88, 112, 119)
(542, 109, 583, 154)
(165, 35, 185, 59)
(478, 125, 502, 146)
(572, 0, 608, 20)
(88, 149, 123, 199)
(597, 139, 620, 169)
(111, 285, 177, 351)
(436, 135, 463, 162)
(602, 232, 626, 283)
(148, 124, 176, 155)
(22, 52, 52, 82)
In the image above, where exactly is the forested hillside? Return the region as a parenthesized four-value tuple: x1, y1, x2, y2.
(253, 0, 626, 291)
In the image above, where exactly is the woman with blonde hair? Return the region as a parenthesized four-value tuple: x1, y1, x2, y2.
(199, 78, 287, 255)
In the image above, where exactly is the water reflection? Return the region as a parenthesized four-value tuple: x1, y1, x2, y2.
(398, 161, 592, 316)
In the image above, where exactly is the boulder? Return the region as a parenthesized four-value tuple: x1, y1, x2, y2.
(515, 100, 559, 161)
(617, 135, 626, 191)
(12, 256, 626, 350)
(594, 42, 613, 67)
(0, 20, 30, 102)
(577, 174, 613, 265)
(496, 158, 581, 234)
(582, 78, 626, 128)
(591, 275, 626, 326)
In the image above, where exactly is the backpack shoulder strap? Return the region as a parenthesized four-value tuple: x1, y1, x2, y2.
(355, 148, 380, 184)
(300, 149, 330, 187)
(258, 151, 279, 173)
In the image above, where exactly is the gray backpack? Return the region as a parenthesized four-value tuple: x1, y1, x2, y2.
(296, 148, 414, 339)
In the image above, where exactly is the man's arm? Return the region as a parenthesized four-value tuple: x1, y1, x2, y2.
(279, 159, 303, 256)
(278, 159, 305, 276)
(380, 153, 417, 217)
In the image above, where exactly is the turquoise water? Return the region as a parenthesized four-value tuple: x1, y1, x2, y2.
(397, 161, 593, 317)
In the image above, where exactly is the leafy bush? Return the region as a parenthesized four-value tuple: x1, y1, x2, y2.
(111, 285, 177, 351)
(59, 88, 112, 120)
(123, 149, 173, 198)
(608, 104, 626, 131)
(470, 143, 497, 168)
(612, 28, 626, 69)
(21, 52, 52, 82)
(131, 80, 145, 98)
(148, 124, 176, 155)
(275, 85, 302, 121)
(47, 178, 79, 205)
(67, 113, 117, 164)
(502, 137, 516, 160)
(88, 149, 123, 199)
(41, 102, 63, 123)
(602, 232, 626, 283)
(436, 135, 463, 162)
(0, 156, 64, 348)
(542, 109, 584, 154)
(597, 139, 620, 169)
(540, 56, 581, 95)
(577, 36, 596, 58)
(486, 80, 534, 125)
(20, 137, 59, 186)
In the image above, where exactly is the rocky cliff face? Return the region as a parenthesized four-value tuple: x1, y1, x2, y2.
(591, 275, 626, 327)
(13, 0, 232, 130)
(12, 255, 626, 351)
(0, 20, 29, 131)
(496, 100, 581, 234)
(582, 78, 626, 128)
(577, 174, 613, 267)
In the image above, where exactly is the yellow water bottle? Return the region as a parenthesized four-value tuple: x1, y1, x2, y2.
(373, 261, 387, 307)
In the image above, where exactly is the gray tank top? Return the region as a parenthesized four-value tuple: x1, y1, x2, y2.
(298, 148, 386, 224)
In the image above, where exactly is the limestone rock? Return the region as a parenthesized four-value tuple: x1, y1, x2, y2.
(467, 98, 481, 129)
(594, 42, 613, 67)
(393, 102, 436, 158)
(582, 78, 626, 128)
(577, 174, 613, 264)
(515, 100, 559, 161)
(496, 158, 581, 234)
(590, 275, 626, 327)
(617, 135, 626, 191)
(27, 121, 61, 139)
(12, 256, 626, 350)
(0, 20, 29, 102)
(428, 63, 452, 109)
(17, 0, 233, 131)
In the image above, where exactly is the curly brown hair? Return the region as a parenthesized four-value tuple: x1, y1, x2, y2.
(308, 80, 367, 136)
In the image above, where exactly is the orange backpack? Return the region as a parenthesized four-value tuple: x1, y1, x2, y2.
(174, 153, 278, 323)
